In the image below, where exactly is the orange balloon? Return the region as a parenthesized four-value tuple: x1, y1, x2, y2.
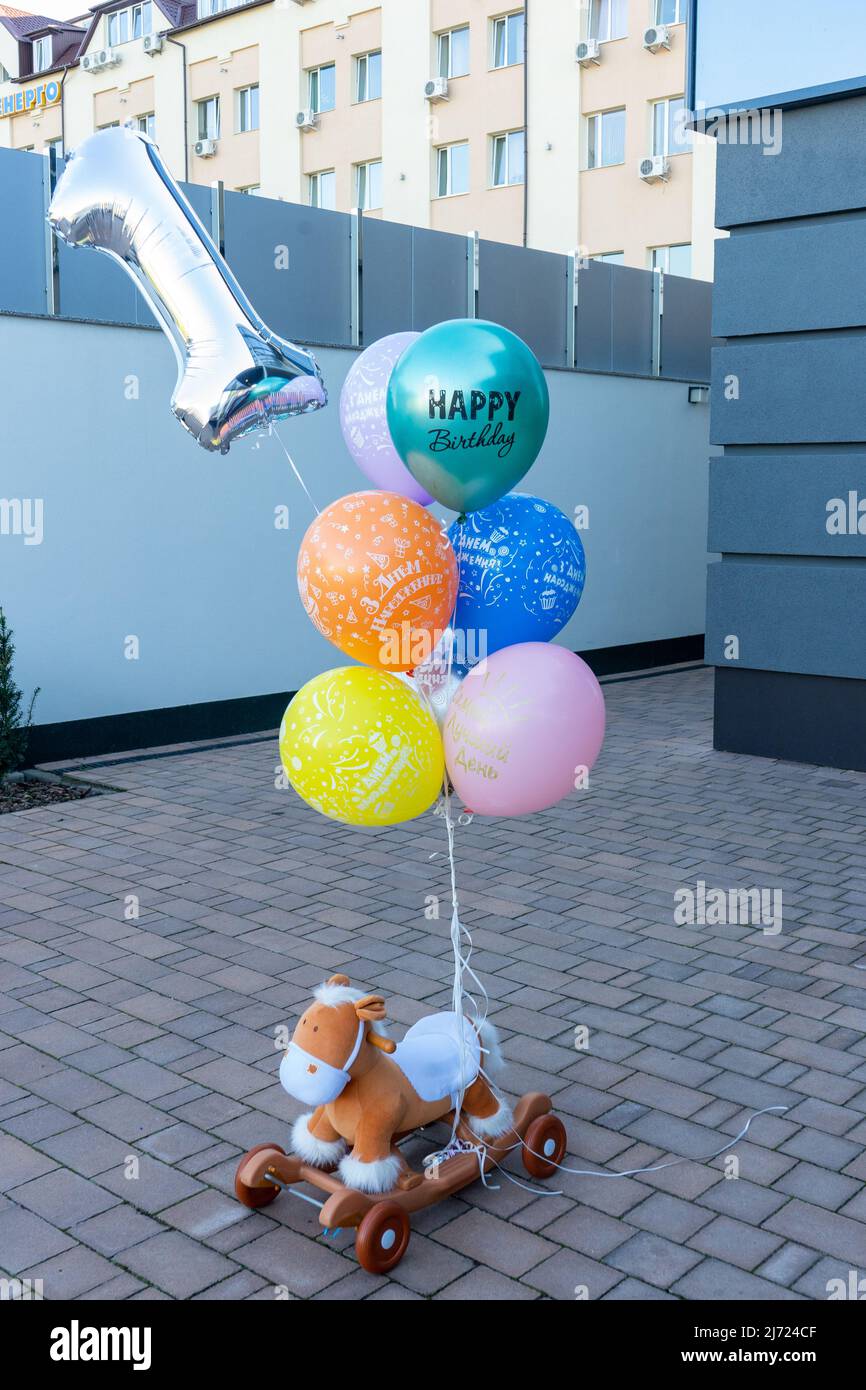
(298, 491, 458, 672)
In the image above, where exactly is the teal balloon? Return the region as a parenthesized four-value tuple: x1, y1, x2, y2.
(386, 319, 550, 513)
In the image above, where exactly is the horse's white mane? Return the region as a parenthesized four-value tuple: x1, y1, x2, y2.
(313, 981, 388, 1036)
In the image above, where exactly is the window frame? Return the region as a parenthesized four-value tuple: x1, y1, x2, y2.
(107, 2, 152, 47)
(136, 112, 156, 138)
(308, 168, 336, 210)
(653, 0, 686, 25)
(651, 95, 690, 157)
(491, 10, 524, 70)
(355, 158, 383, 211)
(585, 106, 626, 170)
(649, 243, 692, 276)
(435, 140, 469, 198)
(591, 250, 625, 265)
(355, 49, 382, 103)
(490, 128, 525, 188)
(32, 36, 52, 72)
(437, 24, 470, 79)
(308, 62, 336, 115)
(196, 94, 220, 142)
(236, 83, 259, 133)
(588, 0, 627, 44)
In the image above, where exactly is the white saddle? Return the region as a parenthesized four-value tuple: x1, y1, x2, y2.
(391, 1012, 480, 1105)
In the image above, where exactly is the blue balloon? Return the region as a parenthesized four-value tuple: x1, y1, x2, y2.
(447, 494, 586, 669)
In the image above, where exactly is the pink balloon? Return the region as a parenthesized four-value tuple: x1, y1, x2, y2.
(443, 643, 605, 817)
(339, 332, 434, 505)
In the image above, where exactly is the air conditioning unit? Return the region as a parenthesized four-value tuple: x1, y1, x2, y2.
(424, 77, 449, 102)
(194, 138, 217, 158)
(81, 48, 120, 73)
(143, 33, 164, 55)
(295, 108, 319, 131)
(643, 24, 671, 51)
(575, 39, 601, 66)
(639, 155, 670, 183)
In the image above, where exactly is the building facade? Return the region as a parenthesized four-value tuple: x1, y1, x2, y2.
(0, 0, 715, 276)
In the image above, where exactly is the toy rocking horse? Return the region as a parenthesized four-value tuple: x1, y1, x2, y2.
(235, 975, 568, 1274)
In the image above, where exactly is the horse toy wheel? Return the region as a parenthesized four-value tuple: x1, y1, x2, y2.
(355, 1200, 411, 1274)
(235, 1143, 286, 1209)
(522, 1114, 566, 1179)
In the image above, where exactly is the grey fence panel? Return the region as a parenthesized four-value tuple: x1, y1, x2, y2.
(360, 216, 413, 343)
(57, 241, 149, 325)
(477, 240, 568, 366)
(610, 264, 654, 376)
(222, 192, 352, 346)
(0, 149, 48, 315)
(410, 226, 468, 330)
(661, 274, 712, 382)
(179, 180, 214, 233)
(575, 261, 614, 372)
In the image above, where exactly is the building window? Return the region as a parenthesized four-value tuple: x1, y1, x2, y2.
(238, 185, 261, 195)
(136, 113, 156, 138)
(308, 63, 336, 114)
(492, 10, 524, 69)
(652, 96, 690, 156)
(355, 159, 382, 210)
(586, 108, 625, 168)
(98, 121, 120, 129)
(197, 0, 229, 16)
(491, 129, 524, 186)
(437, 25, 469, 78)
(32, 36, 52, 72)
(45, 135, 64, 158)
(0, 63, 11, 83)
(196, 95, 220, 141)
(107, 2, 152, 46)
(237, 84, 259, 132)
(588, 0, 627, 42)
(308, 169, 336, 209)
(654, 0, 686, 23)
(650, 243, 692, 276)
(435, 141, 469, 197)
(592, 251, 624, 264)
(355, 50, 381, 102)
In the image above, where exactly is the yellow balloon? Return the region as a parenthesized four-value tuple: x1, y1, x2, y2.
(279, 666, 444, 827)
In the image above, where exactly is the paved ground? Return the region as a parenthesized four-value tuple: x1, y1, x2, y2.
(1, 666, 865, 1301)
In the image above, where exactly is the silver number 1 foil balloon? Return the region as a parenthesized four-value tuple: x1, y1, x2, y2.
(48, 125, 326, 452)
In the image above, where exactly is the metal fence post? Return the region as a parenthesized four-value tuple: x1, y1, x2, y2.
(349, 207, 362, 347)
(466, 230, 479, 318)
(210, 179, 225, 257)
(566, 253, 578, 368)
(42, 148, 59, 315)
(651, 267, 664, 376)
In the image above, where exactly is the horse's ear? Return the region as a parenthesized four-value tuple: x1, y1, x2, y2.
(326, 973, 350, 987)
(354, 994, 387, 1022)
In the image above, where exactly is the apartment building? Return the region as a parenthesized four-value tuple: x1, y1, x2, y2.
(0, 0, 715, 277)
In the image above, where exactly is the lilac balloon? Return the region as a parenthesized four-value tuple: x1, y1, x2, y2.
(339, 332, 433, 505)
(443, 642, 605, 817)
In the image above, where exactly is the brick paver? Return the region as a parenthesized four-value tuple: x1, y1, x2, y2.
(1, 667, 865, 1299)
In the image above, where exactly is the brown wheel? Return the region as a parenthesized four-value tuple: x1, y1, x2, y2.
(235, 1143, 286, 1209)
(522, 1114, 567, 1179)
(355, 1201, 411, 1275)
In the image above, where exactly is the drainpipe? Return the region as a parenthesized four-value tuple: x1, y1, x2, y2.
(165, 34, 188, 180)
(522, 0, 529, 247)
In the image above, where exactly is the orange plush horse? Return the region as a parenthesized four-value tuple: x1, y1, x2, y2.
(280, 975, 512, 1194)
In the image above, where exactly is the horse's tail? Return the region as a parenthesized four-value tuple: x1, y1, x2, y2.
(476, 1017, 505, 1081)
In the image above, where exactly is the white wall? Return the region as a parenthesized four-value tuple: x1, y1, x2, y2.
(1, 313, 711, 726)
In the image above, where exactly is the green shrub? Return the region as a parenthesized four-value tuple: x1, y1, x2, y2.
(0, 608, 39, 779)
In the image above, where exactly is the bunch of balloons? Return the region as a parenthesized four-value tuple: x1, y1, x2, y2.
(45, 125, 605, 828)
(281, 319, 605, 827)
